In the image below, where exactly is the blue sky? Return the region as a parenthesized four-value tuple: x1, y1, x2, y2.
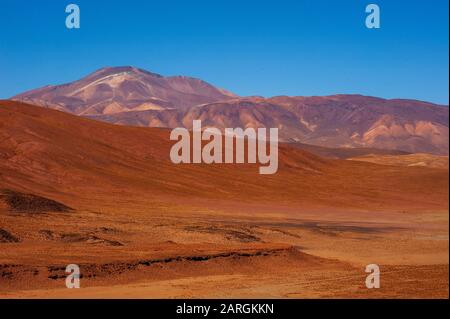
(0, 0, 448, 104)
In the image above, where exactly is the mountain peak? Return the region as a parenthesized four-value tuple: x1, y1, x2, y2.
(89, 66, 163, 79)
(13, 66, 237, 115)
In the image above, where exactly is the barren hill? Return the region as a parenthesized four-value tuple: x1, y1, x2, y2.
(0, 100, 447, 212)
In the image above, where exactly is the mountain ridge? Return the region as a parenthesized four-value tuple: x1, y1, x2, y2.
(12, 66, 449, 155)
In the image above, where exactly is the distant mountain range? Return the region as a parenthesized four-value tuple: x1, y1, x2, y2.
(12, 66, 449, 154)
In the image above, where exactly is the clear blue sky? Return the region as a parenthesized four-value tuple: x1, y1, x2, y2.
(0, 0, 448, 104)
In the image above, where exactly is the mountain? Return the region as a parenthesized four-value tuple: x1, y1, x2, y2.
(267, 95, 449, 154)
(12, 67, 449, 155)
(12, 66, 237, 115)
(87, 95, 449, 154)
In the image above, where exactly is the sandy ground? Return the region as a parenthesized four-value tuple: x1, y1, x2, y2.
(1, 203, 448, 298)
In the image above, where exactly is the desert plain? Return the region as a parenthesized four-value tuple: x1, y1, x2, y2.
(0, 100, 448, 298)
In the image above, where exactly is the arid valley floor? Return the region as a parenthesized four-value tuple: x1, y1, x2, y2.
(0, 101, 448, 298)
